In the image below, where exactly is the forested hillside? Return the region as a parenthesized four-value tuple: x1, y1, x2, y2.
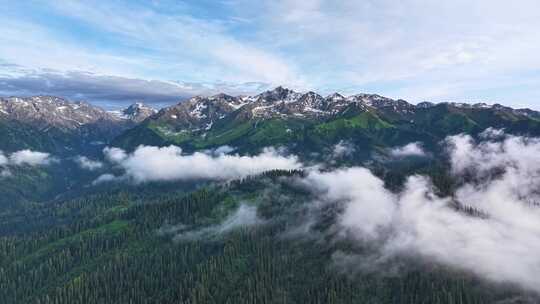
(2, 170, 535, 304)
(2, 89, 540, 303)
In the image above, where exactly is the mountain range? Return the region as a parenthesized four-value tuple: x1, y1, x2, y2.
(0, 96, 155, 154)
(2, 87, 540, 157)
(2, 87, 540, 303)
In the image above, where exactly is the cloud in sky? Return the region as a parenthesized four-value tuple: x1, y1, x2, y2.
(1, 1, 540, 107)
(98, 145, 301, 183)
(0, 67, 271, 108)
(300, 133, 540, 293)
(0, 70, 192, 105)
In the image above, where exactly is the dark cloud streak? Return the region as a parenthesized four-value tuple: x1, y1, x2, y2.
(0, 69, 270, 109)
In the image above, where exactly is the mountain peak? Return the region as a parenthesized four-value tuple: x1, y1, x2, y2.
(326, 93, 345, 100)
(417, 102, 436, 110)
(257, 86, 301, 103)
(0, 95, 119, 130)
(125, 102, 154, 112)
(118, 102, 156, 123)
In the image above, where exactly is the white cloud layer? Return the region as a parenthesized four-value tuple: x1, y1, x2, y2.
(332, 140, 355, 159)
(203, 145, 236, 157)
(389, 142, 426, 157)
(99, 145, 301, 183)
(479, 127, 505, 139)
(6, 150, 54, 166)
(303, 133, 540, 293)
(0, 151, 7, 166)
(75, 156, 103, 171)
(103, 147, 128, 163)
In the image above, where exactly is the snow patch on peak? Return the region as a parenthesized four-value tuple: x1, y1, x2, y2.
(326, 93, 345, 101)
(190, 102, 208, 119)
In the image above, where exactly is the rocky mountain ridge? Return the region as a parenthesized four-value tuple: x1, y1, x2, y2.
(150, 86, 540, 131)
(0, 96, 157, 129)
(0, 96, 156, 154)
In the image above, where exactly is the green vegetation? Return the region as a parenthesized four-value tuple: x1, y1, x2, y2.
(4, 102, 540, 303)
(0, 169, 533, 303)
(111, 101, 540, 163)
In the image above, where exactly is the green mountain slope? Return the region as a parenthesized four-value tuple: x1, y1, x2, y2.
(112, 94, 540, 159)
(1, 171, 534, 304)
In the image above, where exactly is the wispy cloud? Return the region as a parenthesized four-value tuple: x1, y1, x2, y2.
(0, 149, 55, 177)
(389, 142, 426, 158)
(74, 156, 103, 171)
(8, 150, 55, 166)
(97, 145, 301, 183)
(234, 0, 540, 105)
(0, 151, 7, 166)
(331, 140, 355, 159)
(299, 133, 540, 293)
(2, 1, 540, 107)
(160, 204, 264, 242)
(0, 1, 305, 105)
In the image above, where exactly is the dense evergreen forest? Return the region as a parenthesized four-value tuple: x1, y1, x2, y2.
(1, 167, 536, 304)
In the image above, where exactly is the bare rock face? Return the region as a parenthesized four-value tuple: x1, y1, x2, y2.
(0, 96, 121, 130)
(109, 102, 157, 123)
(0, 96, 153, 154)
(147, 86, 419, 130)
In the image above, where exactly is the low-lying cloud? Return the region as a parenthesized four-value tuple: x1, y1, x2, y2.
(97, 145, 301, 183)
(0, 152, 9, 177)
(0, 149, 54, 167)
(158, 204, 262, 241)
(389, 142, 426, 158)
(203, 145, 236, 156)
(445, 131, 539, 179)
(0, 151, 7, 166)
(9, 150, 54, 166)
(91, 173, 117, 186)
(300, 132, 540, 293)
(332, 140, 355, 159)
(103, 147, 128, 163)
(479, 127, 506, 139)
(74, 156, 103, 171)
(0, 149, 54, 178)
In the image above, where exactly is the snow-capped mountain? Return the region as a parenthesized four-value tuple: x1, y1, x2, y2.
(151, 94, 242, 131)
(416, 101, 540, 119)
(347, 94, 416, 115)
(149, 87, 416, 128)
(0, 96, 121, 130)
(0, 96, 151, 155)
(4, 88, 540, 155)
(109, 102, 157, 123)
(142, 86, 540, 135)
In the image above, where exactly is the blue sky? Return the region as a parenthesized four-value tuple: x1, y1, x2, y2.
(1, 0, 540, 109)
